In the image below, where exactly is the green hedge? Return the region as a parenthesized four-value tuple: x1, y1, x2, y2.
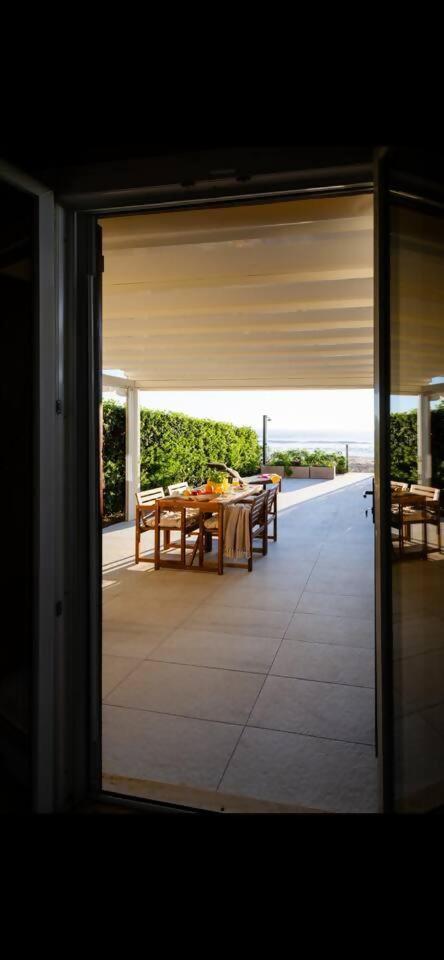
(432, 404, 444, 487)
(102, 400, 261, 524)
(389, 405, 444, 485)
(139, 408, 261, 490)
(102, 400, 126, 524)
(389, 411, 418, 483)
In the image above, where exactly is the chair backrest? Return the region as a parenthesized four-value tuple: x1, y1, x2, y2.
(136, 487, 165, 507)
(409, 484, 440, 501)
(267, 486, 278, 512)
(250, 491, 267, 527)
(391, 480, 408, 492)
(168, 482, 188, 496)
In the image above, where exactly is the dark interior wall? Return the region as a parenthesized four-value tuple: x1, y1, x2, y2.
(0, 181, 34, 807)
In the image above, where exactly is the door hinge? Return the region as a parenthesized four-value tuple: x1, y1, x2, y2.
(56, 399, 63, 415)
(55, 600, 63, 617)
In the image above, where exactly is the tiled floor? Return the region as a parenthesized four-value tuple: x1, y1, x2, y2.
(102, 474, 378, 813)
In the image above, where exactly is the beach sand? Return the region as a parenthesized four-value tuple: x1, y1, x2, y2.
(348, 456, 374, 473)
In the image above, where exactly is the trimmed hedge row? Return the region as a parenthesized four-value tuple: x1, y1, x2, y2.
(267, 448, 347, 475)
(102, 400, 126, 524)
(102, 400, 261, 524)
(389, 411, 418, 483)
(390, 406, 444, 485)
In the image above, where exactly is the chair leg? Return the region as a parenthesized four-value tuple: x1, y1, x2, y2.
(164, 529, 170, 549)
(199, 516, 205, 566)
(262, 522, 268, 556)
(217, 530, 224, 574)
(135, 523, 140, 563)
(273, 511, 277, 542)
(181, 522, 186, 567)
(190, 533, 199, 566)
(154, 520, 160, 570)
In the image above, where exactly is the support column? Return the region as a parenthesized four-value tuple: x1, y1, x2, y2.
(126, 387, 140, 521)
(417, 392, 432, 485)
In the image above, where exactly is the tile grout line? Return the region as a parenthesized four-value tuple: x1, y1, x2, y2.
(103, 701, 375, 749)
(102, 657, 146, 700)
(215, 547, 323, 793)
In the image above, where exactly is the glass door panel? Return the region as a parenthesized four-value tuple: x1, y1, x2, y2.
(390, 200, 444, 811)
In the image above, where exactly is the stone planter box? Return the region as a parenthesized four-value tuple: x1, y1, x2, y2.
(309, 465, 336, 480)
(290, 466, 310, 479)
(262, 464, 311, 479)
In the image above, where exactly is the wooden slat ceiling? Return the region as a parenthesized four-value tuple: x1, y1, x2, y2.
(391, 206, 444, 396)
(101, 195, 376, 390)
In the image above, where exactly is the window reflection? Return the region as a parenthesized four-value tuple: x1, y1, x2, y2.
(390, 204, 444, 812)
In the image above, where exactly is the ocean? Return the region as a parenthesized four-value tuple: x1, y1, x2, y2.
(260, 430, 374, 460)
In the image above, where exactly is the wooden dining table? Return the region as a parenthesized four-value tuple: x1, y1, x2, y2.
(154, 485, 261, 573)
(242, 474, 282, 492)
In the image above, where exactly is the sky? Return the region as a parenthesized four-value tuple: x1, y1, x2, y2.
(103, 377, 379, 438)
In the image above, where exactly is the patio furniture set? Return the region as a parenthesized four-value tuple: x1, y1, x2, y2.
(135, 475, 280, 575)
(390, 481, 442, 558)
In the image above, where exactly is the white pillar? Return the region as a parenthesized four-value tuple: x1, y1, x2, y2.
(417, 392, 432, 485)
(126, 387, 140, 521)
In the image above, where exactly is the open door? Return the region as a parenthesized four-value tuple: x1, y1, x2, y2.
(0, 159, 59, 812)
(375, 148, 444, 813)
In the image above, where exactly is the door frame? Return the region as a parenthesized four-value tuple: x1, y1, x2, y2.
(70, 167, 386, 815)
(0, 159, 62, 813)
(5, 148, 400, 813)
(373, 148, 394, 813)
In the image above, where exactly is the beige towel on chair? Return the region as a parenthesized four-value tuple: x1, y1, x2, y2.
(223, 504, 251, 559)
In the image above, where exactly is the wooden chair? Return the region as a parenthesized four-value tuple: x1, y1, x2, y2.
(135, 487, 200, 566)
(390, 483, 407, 555)
(391, 480, 409, 493)
(135, 487, 165, 563)
(167, 481, 190, 497)
(266, 485, 278, 542)
(406, 484, 442, 553)
(200, 491, 268, 573)
(390, 500, 406, 556)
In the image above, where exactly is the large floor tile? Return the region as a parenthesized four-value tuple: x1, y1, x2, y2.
(103, 595, 200, 630)
(210, 581, 303, 612)
(219, 726, 377, 813)
(105, 660, 264, 724)
(393, 616, 444, 659)
(271, 639, 374, 688)
(183, 603, 293, 639)
(103, 625, 172, 659)
(249, 675, 375, 745)
(421, 702, 444, 738)
(305, 563, 374, 597)
(393, 649, 444, 715)
(150, 626, 281, 673)
(394, 712, 444, 809)
(285, 611, 373, 648)
(102, 655, 142, 697)
(297, 590, 374, 620)
(102, 705, 241, 790)
(221, 568, 313, 592)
